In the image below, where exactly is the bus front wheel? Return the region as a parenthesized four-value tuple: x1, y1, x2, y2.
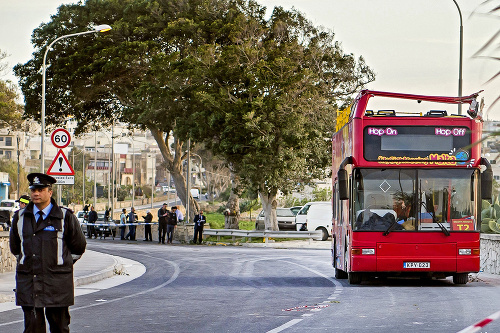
(453, 273, 469, 285)
(348, 272, 362, 285)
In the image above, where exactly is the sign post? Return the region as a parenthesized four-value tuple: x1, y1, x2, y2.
(48, 129, 75, 205)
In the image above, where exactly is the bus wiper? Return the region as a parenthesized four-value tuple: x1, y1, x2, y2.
(430, 212, 450, 236)
(383, 220, 399, 236)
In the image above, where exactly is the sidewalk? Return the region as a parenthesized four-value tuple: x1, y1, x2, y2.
(0, 250, 122, 303)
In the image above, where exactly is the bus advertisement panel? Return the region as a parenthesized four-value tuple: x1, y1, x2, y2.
(331, 90, 491, 285)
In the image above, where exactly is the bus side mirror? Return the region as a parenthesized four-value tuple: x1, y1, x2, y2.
(481, 168, 493, 201)
(338, 169, 349, 200)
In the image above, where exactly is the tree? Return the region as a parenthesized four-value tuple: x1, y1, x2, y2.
(0, 159, 29, 197)
(14, 0, 248, 221)
(0, 49, 23, 128)
(188, 5, 375, 229)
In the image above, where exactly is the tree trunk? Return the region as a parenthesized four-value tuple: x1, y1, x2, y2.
(224, 171, 240, 229)
(150, 129, 199, 222)
(259, 188, 278, 231)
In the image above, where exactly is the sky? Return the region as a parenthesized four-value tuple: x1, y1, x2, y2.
(0, 0, 498, 118)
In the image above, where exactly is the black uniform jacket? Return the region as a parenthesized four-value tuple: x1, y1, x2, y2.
(9, 199, 86, 307)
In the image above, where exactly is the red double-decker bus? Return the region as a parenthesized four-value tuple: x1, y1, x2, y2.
(331, 90, 492, 285)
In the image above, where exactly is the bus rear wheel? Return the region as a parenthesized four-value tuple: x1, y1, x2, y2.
(348, 272, 362, 285)
(453, 273, 469, 285)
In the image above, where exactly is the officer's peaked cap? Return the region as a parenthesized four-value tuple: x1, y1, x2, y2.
(28, 173, 57, 189)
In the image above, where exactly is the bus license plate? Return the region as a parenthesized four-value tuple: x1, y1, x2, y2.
(403, 262, 430, 269)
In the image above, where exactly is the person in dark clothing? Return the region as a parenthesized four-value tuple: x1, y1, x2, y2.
(10, 172, 86, 333)
(143, 210, 153, 241)
(166, 206, 178, 244)
(193, 210, 207, 244)
(125, 207, 137, 240)
(104, 207, 110, 221)
(87, 206, 98, 239)
(157, 203, 169, 244)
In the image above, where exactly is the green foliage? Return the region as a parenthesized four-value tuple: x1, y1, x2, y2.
(239, 199, 260, 213)
(481, 197, 500, 233)
(218, 186, 231, 202)
(312, 187, 332, 202)
(188, 4, 374, 200)
(52, 170, 93, 205)
(0, 80, 23, 128)
(0, 159, 29, 195)
(116, 187, 128, 202)
(282, 195, 308, 207)
(0, 49, 23, 128)
(206, 212, 225, 229)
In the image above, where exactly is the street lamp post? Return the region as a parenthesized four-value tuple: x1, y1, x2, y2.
(452, 0, 463, 114)
(94, 131, 97, 208)
(186, 139, 191, 224)
(132, 138, 135, 206)
(40, 24, 111, 172)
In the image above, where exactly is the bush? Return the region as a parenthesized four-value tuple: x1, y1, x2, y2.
(218, 187, 231, 202)
(116, 187, 128, 201)
(240, 199, 260, 213)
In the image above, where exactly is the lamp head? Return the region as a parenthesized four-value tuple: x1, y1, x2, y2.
(94, 24, 112, 33)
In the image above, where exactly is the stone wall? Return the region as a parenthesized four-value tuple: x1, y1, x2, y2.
(119, 223, 196, 243)
(0, 232, 16, 273)
(480, 234, 500, 274)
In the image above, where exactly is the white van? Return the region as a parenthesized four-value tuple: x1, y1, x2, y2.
(190, 188, 200, 199)
(295, 201, 332, 241)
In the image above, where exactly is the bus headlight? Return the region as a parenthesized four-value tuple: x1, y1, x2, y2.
(362, 248, 375, 255)
(459, 249, 471, 255)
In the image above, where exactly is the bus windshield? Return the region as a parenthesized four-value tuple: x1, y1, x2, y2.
(353, 168, 477, 232)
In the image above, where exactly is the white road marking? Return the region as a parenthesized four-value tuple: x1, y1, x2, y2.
(267, 319, 303, 333)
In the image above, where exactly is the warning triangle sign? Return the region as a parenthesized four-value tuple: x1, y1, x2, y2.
(47, 149, 75, 176)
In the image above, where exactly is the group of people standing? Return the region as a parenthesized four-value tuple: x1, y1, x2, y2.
(157, 203, 179, 244)
(120, 207, 138, 241)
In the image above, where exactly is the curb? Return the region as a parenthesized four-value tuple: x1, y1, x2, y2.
(74, 256, 123, 287)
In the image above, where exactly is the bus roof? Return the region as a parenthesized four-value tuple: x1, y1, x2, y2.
(353, 89, 483, 118)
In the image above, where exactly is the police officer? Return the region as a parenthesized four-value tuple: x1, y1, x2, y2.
(9, 172, 86, 332)
(157, 203, 168, 244)
(16, 194, 31, 210)
(166, 206, 178, 244)
(193, 210, 207, 244)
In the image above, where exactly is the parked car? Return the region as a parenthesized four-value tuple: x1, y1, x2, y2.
(78, 211, 115, 238)
(76, 211, 87, 235)
(255, 207, 297, 230)
(290, 206, 302, 216)
(295, 201, 332, 241)
(0, 199, 20, 231)
(94, 212, 116, 239)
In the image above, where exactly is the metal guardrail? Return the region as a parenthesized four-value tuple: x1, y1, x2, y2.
(203, 229, 322, 244)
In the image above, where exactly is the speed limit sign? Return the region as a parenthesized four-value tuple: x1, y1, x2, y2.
(51, 128, 71, 149)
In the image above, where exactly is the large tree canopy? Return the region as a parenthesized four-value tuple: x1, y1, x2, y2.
(14, 0, 249, 219)
(14, 0, 374, 227)
(186, 5, 375, 229)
